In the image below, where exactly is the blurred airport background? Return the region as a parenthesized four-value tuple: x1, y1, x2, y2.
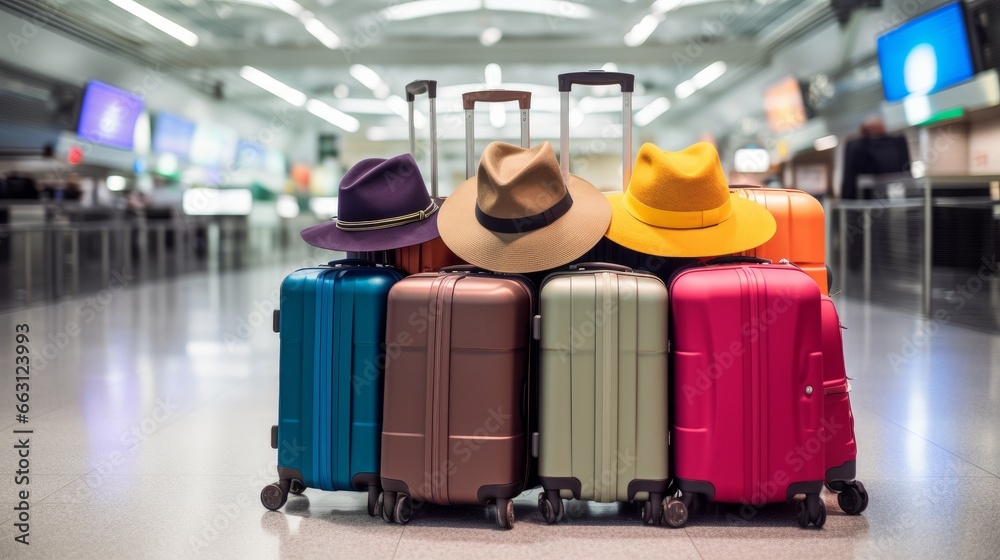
(0, 0, 998, 331)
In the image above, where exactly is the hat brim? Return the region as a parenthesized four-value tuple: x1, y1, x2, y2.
(300, 198, 444, 252)
(604, 192, 777, 258)
(438, 174, 611, 273)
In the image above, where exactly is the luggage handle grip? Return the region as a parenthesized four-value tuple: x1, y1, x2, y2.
(702, 256, 771, 266)
(558, 71, 635, 92)
(569, 262, 633, 273)
(327, 259, 379, 267)
(462, 90, 531, 110)
(405, 79, 437, 101)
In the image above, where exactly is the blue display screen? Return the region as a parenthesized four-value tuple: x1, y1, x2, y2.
(877, 2, 976, 102)
(152, 113, 195, 158)
(76, 81, 144, 150)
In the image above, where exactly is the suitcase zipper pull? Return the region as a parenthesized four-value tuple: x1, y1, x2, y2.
(532, 315, 542, 341)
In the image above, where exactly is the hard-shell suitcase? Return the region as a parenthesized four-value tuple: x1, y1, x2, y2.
(261, 259, 403, 514)
(733, 187, 830, 294)
(534, 262, 684, 526)
(670, 258, 828, 528)
(379, 267, 534, 529)
(820, 295, 869, 514)
(392, 80, 463, 275)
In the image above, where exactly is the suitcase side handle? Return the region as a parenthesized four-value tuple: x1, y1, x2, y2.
(569, 262, 633, 273)
(327, 259, 380, 267)
(702, 256, 771, 266)
(438, 264, 486, 273)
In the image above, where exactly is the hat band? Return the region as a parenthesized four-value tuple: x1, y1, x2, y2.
(475, 191, 573, 234)
(623, 193, 733, 230)
(335, 201, 438, 231)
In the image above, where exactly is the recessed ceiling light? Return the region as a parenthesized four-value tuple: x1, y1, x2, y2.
(634, 97, 671, 126)
(239, 66, 307, 106)
(480, 27, 503, 46)
(333, 84, 350, 98)
(306, 99, 361, 132)
(107, 0, 199, 46)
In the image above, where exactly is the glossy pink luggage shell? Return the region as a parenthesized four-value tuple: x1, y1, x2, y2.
(670, 263, 825, 506)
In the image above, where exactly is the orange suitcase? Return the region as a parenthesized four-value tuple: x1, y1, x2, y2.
(732, 187, 829, 294)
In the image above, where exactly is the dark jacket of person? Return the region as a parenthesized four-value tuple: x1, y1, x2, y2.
(841, 135, 911, 199)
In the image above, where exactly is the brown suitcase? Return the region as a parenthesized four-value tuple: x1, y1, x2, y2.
(392, 80, 464, 275)
(379, 267, 534, 529)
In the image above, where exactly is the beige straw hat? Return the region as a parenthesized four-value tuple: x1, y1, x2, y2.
(437, 141, 612, 273)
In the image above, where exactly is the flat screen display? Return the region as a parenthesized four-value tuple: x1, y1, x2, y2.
(152, 113, 195, 158)
(877, 2, 977, 102)
(76, 80, 145, 150)
(764, 77, 808, 133)
(189, 122, 239, 169)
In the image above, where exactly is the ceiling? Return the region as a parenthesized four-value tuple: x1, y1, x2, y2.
(4, 0, 836, 141)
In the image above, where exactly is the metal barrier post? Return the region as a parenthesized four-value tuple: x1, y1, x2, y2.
(922, 176, 933, 316)
(71, 227, 80, 294)
(101, 227, 110, 288)
(838, 206, 847, 296)
(24, 231, 32, 302)
(863, 208, 872, 300)
(157, 225, 167, 277)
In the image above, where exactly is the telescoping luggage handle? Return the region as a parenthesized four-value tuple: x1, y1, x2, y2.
(558, 71, 635, 189)
(405, 80, 439, 197)
(462, 89, 531, 178)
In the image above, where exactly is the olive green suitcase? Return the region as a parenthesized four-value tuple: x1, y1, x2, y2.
(532, 263, 684, 526)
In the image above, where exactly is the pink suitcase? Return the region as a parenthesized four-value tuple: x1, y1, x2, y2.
(820, 296, 869, 514)
(670, 257, 827, 528)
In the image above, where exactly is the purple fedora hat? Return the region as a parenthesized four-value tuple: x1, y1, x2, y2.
(300, 153, 441, 252)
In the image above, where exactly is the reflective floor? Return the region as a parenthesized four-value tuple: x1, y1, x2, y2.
(1, 262, 999, 559)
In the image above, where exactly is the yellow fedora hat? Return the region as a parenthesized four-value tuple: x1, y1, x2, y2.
(605, 142, 776, 257)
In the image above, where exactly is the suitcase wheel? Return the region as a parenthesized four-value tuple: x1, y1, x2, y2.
(394, 494, 413, 525)
(367, 485, 381, 517)
(380, 492, 395, 523)
(795, 493, 826, 528)
(641, 492, 664, 525)
(496, 498, 514, 530)
(837, 480, 869, 515)
(260, 481, 289, 511)
(662, 497, 689, 528)
(288, 479, 305, 495)
(537, 492, 563, 524)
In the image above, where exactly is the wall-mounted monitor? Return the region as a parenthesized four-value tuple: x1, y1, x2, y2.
(152, 113, 195, 158)
(76, 80, 144, 151)
(877, 2, 978, 102)
(764, 77, 809, 133)
(189, 122, 239, 169)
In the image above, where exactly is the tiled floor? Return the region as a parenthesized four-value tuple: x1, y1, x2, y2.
(1, 263, 999, 559)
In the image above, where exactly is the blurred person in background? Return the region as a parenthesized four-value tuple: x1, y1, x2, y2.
(840, 115, 911, 200)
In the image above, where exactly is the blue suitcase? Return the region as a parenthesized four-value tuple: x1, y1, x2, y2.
(261, 259, 403, 514)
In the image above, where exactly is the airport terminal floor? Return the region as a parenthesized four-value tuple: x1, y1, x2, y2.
(1, 262, 999, 559)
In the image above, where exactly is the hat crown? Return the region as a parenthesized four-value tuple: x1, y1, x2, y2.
(337, 154, 431, 222)
(476, 142, 567, 219)
(628, 142, 729, 213)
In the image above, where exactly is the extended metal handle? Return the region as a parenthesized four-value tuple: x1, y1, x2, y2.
(464, 89, 531, 178)
(558, 71, 633, 190)
(405, 80, 438, 197)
